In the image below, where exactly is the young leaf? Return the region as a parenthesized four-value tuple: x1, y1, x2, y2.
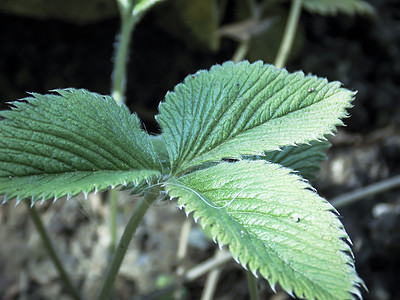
(303, 0, 375, 16)
(0, 89, 162, 203)
(157, 61, 354, 174)
(165, 160, 364, 299)
(246, 140, 331, 180)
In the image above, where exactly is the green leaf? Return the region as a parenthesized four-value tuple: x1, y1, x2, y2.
(150, 134, 170, 172)
(0, 89, 162, 203)
(247, 140, 331, 181)
(165, 160, 364, 299)
(303, 0, 375, 16)
(0, 171, 159, 204)
(175, 0, 219, 50)
(157, 61, 354, 174)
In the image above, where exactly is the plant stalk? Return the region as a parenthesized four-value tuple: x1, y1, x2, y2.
(108, 190, 119, 256)
(108, 1, 138, 266)
(200, 249, 225, 300)
(246, 271, 259, 300)
(26, 201, 81, 300)
(97, 186, 160, 300)
(111, 13, 136, 104)
(232, 41, 250, 63)
(331, 175, 400, 208)
(274, 0, 303, 68)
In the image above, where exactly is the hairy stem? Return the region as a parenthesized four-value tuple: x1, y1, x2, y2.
(274, 0, 303, 68)
(111, 15, 136, 104)
(97, 186, 160, 300)
(108, 2, 138, 274)
(26, 201, 81, 300)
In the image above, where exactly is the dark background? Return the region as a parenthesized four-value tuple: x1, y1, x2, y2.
(0, 0, 399, 299)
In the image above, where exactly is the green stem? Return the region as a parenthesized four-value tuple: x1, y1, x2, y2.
(200, 249, 225, 300)
(232, 41, 250, 63)
(111, 14, 137, 104)
(107, 190, 119, 299)
(274, 0, 303, 68)
(108, 190, 119, 254)
(108, 2, 138, 277)
(97, 186, 160, 300)
(331, 175, 400, 208)
(26, 201, 81, 300)
(246, 271, 259, 300)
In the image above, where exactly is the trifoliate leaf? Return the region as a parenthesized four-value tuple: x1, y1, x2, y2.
(0, 89, 162, 204)
(303, 0, 375, 16)
(246, 140, 331, 180)
(157, 61, 354, 174)
(165, 160, 364, 299)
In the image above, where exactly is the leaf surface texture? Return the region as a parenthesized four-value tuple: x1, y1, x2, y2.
(251, 140, 331, 180)
(166, 160, 363, 299)
(157, 61, 354, 174)
(0, 89, 161, 203)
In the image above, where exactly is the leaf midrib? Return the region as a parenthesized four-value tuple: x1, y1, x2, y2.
(1, 123, 133, 171)
(1, 114, 146, 170)
(177, 65, 262, 168)
(176, 75, 334, 174)
(26, 102, 150, 168)
(9, 95, 159, 170)
(207, 198, 339, 299)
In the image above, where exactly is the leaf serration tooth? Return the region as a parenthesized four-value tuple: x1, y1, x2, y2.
(285, 289, 295, 298)
(15, 197, 22, 206)
(233, 256, 240, 264)
(251, 268, 258, 278)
